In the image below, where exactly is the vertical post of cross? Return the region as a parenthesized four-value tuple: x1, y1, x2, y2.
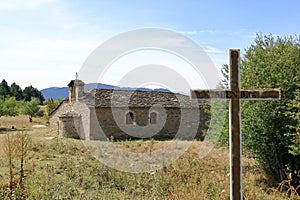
(230, 49, 242, 200)
(190, 48, 281, 200)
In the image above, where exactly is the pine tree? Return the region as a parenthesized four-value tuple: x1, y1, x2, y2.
(10, 82, 23, 100)
(0, 79, 11, 97)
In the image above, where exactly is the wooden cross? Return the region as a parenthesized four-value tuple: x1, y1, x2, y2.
(191, 49, 281, 200)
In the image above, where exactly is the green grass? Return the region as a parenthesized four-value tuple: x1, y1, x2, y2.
(0, 116, 299, 199)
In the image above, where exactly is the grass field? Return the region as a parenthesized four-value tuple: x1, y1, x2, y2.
(0, 115, 299, 199)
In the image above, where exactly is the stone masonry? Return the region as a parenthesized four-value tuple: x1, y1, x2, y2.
(49, 80, 210, 140)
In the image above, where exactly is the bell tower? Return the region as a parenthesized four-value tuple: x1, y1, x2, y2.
(68, 72, 85, 102)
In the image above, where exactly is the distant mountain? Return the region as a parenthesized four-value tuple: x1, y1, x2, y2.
(41, 87, 68, 100)
(85, 83, 119, 90)
(41, 83, 172, 100)
(153, 88, 173, 93)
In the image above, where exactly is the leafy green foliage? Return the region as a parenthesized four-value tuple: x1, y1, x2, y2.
(220, 64, 229, 89)
(217, 109, 229, 146)
(22, 85, 44, 104)
(0, 96, 19, 118)
(217, 64, 230, 146)
(44, 98, 64, 116)
(202, 64, 230, 147)
(241, 34, 300, 187)
(286, 86, 300, 188)
(287, 88, 300, 156)
(21, 98, 44, 122)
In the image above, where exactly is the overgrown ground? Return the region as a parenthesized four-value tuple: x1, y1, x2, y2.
(0, 116, 299, 199)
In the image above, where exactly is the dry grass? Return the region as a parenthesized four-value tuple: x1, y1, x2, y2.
(0, 115, 48, 129)
(0, 116, 299, 199)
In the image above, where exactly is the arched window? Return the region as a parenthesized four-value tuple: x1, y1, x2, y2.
(126, 112, 134, 124)
(150, 112, 157, 124)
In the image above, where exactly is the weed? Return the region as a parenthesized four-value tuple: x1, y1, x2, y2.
(0, 116, 299, 199)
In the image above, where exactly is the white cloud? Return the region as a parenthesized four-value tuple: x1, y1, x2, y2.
(183, 31, 198, 35)
(179, 29, 255, 40)
(203, 46, 224, 54)
(0, 0, 60, 11)
(179, 30, 218, 35)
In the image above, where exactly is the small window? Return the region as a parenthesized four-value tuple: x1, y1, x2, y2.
(150, 112, 157, 124)
(126, 112, 134, 124)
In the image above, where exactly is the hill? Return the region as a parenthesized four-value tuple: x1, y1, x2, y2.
(40, 87, 68, 100)
(41, 83, 171, 100)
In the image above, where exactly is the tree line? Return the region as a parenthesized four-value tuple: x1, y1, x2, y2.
(0, 97, 44, 122)
(0, 80, 47, 122)
(0, 79, 44, 103)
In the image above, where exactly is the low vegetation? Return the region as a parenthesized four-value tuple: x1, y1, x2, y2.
(0, 116, 299, 199)
(0, 97, 45, 123)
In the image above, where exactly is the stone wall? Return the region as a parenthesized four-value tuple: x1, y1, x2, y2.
(58, 116, 81, 138)
(50, 100, 90, 139)
(73, 102, 90, 139)
(89, 107, 209, 140)
(50, 101, 209, 141)
(49, 100, 72, 135)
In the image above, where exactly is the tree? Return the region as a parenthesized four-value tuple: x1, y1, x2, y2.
(10, 82, 23, 101)
(21, 98, 44, 122)
(220, 64, 229, 89)
(286, 85, 300, 190)
(44, 98, 64, 116)
(22, 85, 44, 104)
(44, 98, 56, 116)
(218, 64, 230, 146)
(287, 88, 300, 156)
(0, 96, 19, 118)
(0, 79, 11, 97)
(241, 34, 300, 187)
(202, 64, 230, 147)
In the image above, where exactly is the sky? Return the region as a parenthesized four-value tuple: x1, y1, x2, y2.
(0, 0, 299, 91)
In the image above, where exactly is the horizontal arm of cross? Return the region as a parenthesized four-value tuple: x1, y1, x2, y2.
(190, 89, 281, 100)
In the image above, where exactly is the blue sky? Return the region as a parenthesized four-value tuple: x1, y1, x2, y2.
(0, 0, 299, 90)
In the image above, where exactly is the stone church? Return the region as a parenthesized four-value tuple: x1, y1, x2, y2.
(49, 79, 209, 140)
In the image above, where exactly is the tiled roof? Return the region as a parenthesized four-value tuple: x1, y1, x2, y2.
(79, 89, 208, 108)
